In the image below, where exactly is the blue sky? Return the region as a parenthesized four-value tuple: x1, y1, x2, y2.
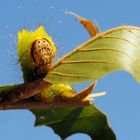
(0, 0, 140, 140)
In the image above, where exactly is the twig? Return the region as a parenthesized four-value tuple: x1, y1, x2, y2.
(0, 80, 106, 110)
(0, 99, 91, 110)
(4, 79, 51, 103)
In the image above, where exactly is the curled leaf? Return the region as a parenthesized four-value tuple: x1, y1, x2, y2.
(65, 11, 99, 36)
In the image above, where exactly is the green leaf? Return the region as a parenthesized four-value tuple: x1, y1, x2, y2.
(0, 84, 20, 96)
(32, 105, 116, 140)
(44, 26, 140, 84)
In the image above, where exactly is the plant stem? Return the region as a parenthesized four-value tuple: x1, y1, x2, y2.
(4, 79, 51, 103)
(0, 99, 91, 110)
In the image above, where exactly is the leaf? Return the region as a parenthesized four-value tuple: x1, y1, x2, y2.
(32, 105, 116, 140)
(44, 26, 140, 84)
(0, 84, 20, 96)
(65, 11, 100, 37)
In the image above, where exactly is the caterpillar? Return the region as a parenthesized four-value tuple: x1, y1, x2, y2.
(18, 26, 75, 102)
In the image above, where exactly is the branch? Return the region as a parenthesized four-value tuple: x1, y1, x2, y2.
(0, 99, 91, 110)
(0, 80, 105, 110)
(3, 79, 51, 103)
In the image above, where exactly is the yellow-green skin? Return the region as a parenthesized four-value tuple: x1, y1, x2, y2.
(36, 84, 75, 102)
(17, 26, 56, 82)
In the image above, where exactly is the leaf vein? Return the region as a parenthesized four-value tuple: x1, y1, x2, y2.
(49, 72, 91, 78)
(79, 48, 138, 67)
(102, 35, 140, 50)
(43, 115, 102, 125)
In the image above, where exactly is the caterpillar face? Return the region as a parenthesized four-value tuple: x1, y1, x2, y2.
(31, 38, 55, 77)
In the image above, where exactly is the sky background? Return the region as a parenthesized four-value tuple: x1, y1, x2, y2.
(0, 0, 140, 140)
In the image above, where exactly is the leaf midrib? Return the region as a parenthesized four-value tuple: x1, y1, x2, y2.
(38, 113, 104, 126)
